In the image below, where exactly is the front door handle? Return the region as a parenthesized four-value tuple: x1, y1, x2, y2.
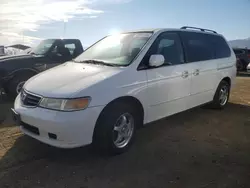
(193, 69, 199, 76)
(182, 71, 189, 78)
(35, 63, 43, 66)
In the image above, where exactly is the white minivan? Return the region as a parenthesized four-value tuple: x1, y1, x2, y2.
(12, 27, 236, 154)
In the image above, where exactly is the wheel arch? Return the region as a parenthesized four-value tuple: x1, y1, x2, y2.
(4, 68, 39, 95)
(221, 77, 231, 87)
(213, 76, 231, 99)
(10, 68, 39, 78)
(92, 95, 145, 140)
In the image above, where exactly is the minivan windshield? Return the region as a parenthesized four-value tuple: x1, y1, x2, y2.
(74, 32, 152, 66)
(30, 39, 56, 55)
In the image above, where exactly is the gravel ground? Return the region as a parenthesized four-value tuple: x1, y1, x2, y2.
(0, 76, 250, 188)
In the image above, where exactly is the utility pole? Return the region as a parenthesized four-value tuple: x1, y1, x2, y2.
(22, 30, 24, 44)
(63, 18, 68, 39)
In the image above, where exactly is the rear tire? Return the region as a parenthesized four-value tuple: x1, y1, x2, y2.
(210, 80, 230, 109)
(93, 102, 142, 155)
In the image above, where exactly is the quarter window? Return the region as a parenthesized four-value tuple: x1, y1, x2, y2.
(214, 36, 231, 58)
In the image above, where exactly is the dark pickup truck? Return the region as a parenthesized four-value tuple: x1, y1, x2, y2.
(233, 48, 250, 71)
(0, 39, 84, 98)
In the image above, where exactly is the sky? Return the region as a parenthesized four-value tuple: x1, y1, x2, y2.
(0, 0, 250, 47)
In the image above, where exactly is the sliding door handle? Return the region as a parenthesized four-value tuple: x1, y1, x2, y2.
(193, 69, 199, 76)
(182, 71, 189, 78)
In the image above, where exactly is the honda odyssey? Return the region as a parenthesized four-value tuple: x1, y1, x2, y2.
(12, 26, 236, 154)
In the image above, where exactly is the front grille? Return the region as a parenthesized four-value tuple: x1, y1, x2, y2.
(21, 122, 40, 135)
(21, 90, 42, 107)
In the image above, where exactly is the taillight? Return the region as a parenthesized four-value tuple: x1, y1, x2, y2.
(248, 54, 250, 58)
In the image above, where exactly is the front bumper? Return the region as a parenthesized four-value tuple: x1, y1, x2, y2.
(14, 94, 104, 148)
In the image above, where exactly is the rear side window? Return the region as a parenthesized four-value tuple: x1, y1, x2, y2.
(65, 43, 76, 56)
(63, 40, 84, 58)
(213, 36, 231, 58)
(180, 32, 214, 62)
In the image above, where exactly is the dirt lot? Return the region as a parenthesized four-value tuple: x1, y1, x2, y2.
(0, 77, 250, 188)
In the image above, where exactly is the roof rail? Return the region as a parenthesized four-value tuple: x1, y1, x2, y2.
(181, 26, 217, 34)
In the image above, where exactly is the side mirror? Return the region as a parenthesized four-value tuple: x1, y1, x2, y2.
(149, 54, 165, 67)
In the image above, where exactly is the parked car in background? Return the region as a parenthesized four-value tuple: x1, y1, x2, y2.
(0, 39, 84, 98)
(0, 46, 5, 56)
(233, 48, 250, 71)
(12, 27, 236, 155)
(19, 47, 32, 55)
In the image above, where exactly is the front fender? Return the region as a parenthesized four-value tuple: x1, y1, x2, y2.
(6, 68, 39, 80)
(0, 68, 9, 85)
(1, 68, 39, 89)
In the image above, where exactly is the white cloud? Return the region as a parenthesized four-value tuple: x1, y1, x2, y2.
(0, 0, 131, 46)
(0, 0, 103, 33)
(0, 31, 42, 47)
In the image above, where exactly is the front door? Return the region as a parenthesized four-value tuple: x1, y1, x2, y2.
(142, 32, 193, 123)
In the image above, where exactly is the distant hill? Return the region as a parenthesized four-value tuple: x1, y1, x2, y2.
(228, 38, 250, 49)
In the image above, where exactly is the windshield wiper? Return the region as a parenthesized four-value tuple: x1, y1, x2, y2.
(77, 59, 121, 67)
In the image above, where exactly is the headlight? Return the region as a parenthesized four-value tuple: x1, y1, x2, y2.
(39, 97, 91, 111)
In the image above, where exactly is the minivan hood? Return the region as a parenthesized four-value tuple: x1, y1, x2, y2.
(24, 62, 122, 97)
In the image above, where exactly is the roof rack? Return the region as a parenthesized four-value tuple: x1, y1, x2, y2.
(181, 26, 217, 34)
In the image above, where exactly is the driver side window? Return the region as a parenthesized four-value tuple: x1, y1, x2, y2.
(49, 42, 71, 61)
(140, 32, 184, 69)
(155, 33, 184, 65)
(51, 46, 60, 56)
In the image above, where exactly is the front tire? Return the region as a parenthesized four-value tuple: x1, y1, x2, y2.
(93, 102, 141, 155)
(210, 80, 230, 109)
(7, 73, 34, 98)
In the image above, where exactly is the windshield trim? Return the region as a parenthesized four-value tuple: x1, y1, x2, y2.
(83, 31, 154, 52)
(125, 33, 153, 67)
(76, 32, 153, 67)
(73, 59, 126, 67)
